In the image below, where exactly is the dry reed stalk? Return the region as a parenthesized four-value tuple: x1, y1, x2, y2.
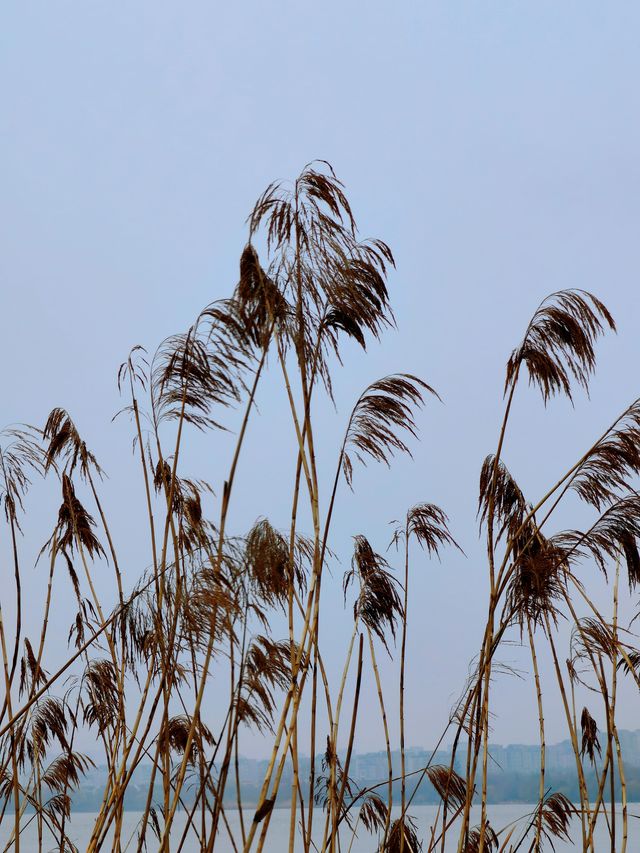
(400, 518, 410, 853)
(366, 628, 394, 846)
(526, 617, 545, 852)
(0, 607, 20, 853)
(287, 577, 301, 853)
(611, 561, 628, 853)
(612, 722, 627, 853)
(315, 622, 356, 853)
(286, 446, 314, 852)
(5, 510, 22, 702)
(543, 612, 590, 849)
(330, 633, 364, 852)
(565, 598, 615, 851)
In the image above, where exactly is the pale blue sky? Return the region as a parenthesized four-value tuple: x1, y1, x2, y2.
(2, 3, 640, 756)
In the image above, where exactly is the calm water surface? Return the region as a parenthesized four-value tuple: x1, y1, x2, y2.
(1, 804, 638, 850)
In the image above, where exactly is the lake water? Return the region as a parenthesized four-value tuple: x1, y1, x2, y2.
(1, 804, 637, 850)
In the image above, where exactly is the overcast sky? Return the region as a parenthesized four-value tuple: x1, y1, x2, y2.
(2, 2, 640, 758)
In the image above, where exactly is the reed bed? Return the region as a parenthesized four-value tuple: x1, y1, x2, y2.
(1, 162, 639, 852)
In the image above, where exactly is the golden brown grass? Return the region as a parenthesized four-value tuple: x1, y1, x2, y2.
(0, 163, 638, 852)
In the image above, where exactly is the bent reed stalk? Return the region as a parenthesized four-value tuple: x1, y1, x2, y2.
(1, 165, 640, 853)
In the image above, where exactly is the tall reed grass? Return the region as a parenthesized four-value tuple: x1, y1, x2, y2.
(1, 163, 639, 852)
